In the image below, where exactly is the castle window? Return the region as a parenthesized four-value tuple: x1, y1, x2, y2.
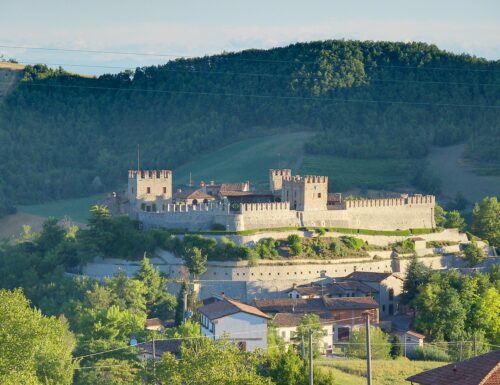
(389, 289, 394, 300)
(318, 193, 322, 198)
(163, 187, 167, 194)
(147, 187, 151, 194)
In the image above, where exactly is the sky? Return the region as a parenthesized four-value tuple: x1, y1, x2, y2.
(1, 0, 499, 75)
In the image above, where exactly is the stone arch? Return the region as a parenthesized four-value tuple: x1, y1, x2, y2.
(192, 199, 198, 205)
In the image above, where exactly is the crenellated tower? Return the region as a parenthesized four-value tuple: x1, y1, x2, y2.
(282, 175, 328, 211)
(128, 170, 173, 210)
(269, 169, 292, 196)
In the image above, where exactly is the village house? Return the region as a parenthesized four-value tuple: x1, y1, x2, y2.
(287, 279, 378, 300)
(173, 189, 215, 205)
(395, 330, 426, 357)
(343, 272, 404, 317)
(254, 296, 379, 350)
(406, 350, 500, 385)
(198, 296, 271, 352)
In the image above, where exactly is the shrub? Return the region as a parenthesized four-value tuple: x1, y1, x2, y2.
(342, 236, 365, 250)
(412, 345, 451, 361)
(287, 234, 301, 245)
(211, 223, 226, 231)
(463, 241, 485, 266)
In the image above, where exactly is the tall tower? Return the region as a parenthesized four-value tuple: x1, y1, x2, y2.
(269, 169, 292, 196)
(282, 175, 328, 211)
(128, 170, 173, 210)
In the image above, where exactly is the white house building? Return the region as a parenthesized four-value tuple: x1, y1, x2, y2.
(198, 296, 271, 352)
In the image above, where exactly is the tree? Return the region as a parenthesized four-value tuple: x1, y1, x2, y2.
(471, 197, 500, 247)
(344, 326, 390, 359)
(182, 247, 207, 279)
(295, 314, 326, 357)
(434, 204, 447, 227)
(74, 358, 142, 385)
(156, 338, 272, 385)
(475, 287, 500, 345)
(0, 289, 77, 385)
(390, 335, 402, 359)
(135, 255, 176, 319)
(174, 282, 188, 326)
(463, 241, 485, 266)
(287, 234, 303, 256)
(402, 255, 430, 305)
(445, 210, 465, 230)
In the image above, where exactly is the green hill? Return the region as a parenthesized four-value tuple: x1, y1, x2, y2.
(0, 40, 498, 216)
(174, 132, 310, 186)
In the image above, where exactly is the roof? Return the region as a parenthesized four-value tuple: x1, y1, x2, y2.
(410, 237, 426, 241)
(254, 296, 378, 314)
(273, 312, 337, 328)
(199, 297, 271, 321)
(219, 183, 249, 192)
(406, 350, 500, 385)
(145, 318, 163, 328)
(405, 330, 426, 339)
(345, 271, 399, 282)
(290, 281, 378, 296)
(174, 189, 214, 200)
(219, 191, 274, 197)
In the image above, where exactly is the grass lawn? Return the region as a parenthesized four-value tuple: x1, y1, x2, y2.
(427, 143, 500, 202)
(317, 358, 447, 385)
(18, 194, 104, 223)
(174, 132, 312, 186)
(300, 155, 415, 191)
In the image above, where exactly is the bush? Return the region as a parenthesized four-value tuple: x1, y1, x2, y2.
(342, 236, 365, 250)
(412, 345, 451, 361)
(463, 241, 485, 266)
(211, 223, 226, 231)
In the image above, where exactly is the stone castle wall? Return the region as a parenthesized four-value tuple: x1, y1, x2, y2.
(134, 194, 435, 231)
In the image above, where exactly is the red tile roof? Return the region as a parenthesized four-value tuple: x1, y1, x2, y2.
(273, 312, 337, 328)
(406, 350, 500, 385)
(199, 297, 271, 321)
(345, 271, 399, 282)
(254, 296, 378, 314)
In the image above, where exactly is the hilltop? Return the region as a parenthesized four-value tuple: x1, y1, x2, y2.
(0, 40, 498, 216)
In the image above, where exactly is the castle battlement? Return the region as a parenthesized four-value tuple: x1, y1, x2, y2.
(283, 175, 328, 184)
(345, 195, 435, 208)
(269, 169, 292, 177)
(128, 170, 172, 179)
(240, 202, 290, 213)
(162, 202, 229, 213)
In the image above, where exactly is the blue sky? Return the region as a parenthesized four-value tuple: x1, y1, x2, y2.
(1, 0, 499, 75)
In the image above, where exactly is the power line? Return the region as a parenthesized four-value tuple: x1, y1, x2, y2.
(8, 60, 500, 87)
(1, 43, 498, 72)
(2, 80, 498, 109)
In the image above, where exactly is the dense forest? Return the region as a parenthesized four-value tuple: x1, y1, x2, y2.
(0, 40, 499, 216)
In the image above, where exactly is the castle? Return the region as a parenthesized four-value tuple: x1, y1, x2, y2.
(126, 169, 436, 231)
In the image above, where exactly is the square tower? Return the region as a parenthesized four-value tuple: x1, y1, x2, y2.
(282, 175, 328, 211)
(269, 169, 292, 195)
(128, 170, 172, 208)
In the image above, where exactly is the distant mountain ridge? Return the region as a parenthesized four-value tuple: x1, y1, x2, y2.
(0, 40, 498, 215)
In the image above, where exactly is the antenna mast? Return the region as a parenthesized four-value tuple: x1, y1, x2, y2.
(137, 144, 140, 171)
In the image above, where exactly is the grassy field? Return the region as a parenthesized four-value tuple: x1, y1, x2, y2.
(174, 132, 312, 186)
(18, 194, 104, 223)
(300, 155, 415, 191)
(317, 358, 446, 385)
(427, 144, 500, 202)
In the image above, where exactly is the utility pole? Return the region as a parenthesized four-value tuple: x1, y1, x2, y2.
(364, 313, 372, 385)
(301, 335, 306, 360)
(309, 329, 314, 385)
(183, 285, 189, 324)
(152, 336, 157, 384)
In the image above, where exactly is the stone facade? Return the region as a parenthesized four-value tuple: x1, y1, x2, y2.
(127, 169, 436, 232)
(269, 169, 291, 195)
(128, 170, 172, 211)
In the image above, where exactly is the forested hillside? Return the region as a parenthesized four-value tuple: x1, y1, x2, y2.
(0, 40, 498, 215)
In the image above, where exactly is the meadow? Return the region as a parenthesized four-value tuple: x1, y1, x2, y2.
(300, 155, 415, 191)
(174, 132, 311, 186)
(317, 358, 447, 385)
